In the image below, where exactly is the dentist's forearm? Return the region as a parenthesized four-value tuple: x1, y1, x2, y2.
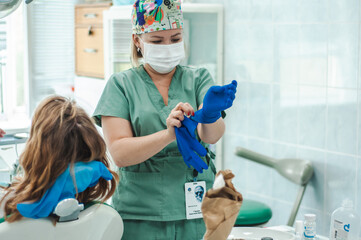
(108, 130, 175, 168)
(197, 118, 225, 144)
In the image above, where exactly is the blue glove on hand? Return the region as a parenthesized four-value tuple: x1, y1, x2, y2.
(192, 80, 238, 124)
(175, 118, 208, 173)
(181, 115, 198, 139)
(17, 161, 113, 219)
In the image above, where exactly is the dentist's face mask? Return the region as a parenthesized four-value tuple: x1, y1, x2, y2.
(140, 38, 185, 74)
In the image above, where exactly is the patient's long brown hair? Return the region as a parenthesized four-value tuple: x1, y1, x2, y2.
(1, 95, 118, 222)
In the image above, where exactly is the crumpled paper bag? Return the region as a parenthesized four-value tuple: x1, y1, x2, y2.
(202, 170, 243, 240)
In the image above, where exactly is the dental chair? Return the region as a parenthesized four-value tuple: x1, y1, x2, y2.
(234, 147, 314, 227)
(0, 200, 124, 240)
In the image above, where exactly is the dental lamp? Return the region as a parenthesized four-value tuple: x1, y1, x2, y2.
(235, 146, 314, 226)
(0, 0, 33, 19)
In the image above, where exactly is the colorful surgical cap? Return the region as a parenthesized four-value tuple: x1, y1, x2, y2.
(132, 0, 184, 34)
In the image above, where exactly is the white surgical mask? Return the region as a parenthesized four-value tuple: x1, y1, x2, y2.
(140, 39, 185, 74)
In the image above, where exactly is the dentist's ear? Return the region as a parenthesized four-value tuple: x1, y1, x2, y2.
(132, 34, 141, 49)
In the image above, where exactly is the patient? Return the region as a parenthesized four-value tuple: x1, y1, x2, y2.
(0, 95, 118, 222)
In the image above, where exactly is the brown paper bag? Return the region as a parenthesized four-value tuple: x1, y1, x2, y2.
(202, 170, 243, 240)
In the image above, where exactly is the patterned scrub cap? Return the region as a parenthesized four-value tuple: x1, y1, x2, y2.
(132, 0, 184, 34)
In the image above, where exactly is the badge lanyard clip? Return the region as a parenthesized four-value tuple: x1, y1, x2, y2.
(193, 169, 198, 182)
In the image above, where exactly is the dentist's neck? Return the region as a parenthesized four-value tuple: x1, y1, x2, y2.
(144, 63, 176, 83)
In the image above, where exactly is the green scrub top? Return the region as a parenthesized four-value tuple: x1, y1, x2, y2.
(93, 65, 216, 221)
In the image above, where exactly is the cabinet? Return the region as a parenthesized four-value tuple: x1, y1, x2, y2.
(75, 3, 111, 78)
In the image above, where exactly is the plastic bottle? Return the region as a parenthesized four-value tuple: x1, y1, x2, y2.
(295, 220, 304, 240)
(329, 199, 361, 240)
(303, 214, 316, 239)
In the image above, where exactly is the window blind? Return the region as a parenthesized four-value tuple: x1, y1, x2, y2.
(27, 0, 76, 112)
(0, 19, 6, 114)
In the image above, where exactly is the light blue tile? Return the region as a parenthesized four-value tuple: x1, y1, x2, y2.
(359, 93, 361, 156)
(298, 0, 328, 23)
(324, 152, 357, 214)
(299, 24, 328, 86)
(236, 59, 273, 83)
(273, 0, 329, 23)
(245, 138, 274, 196)
(272, 0, 299, 22)
(234, 24, 273, 83)
(271, 143, 299, 202)
(297, 147, 326, 215)
(225, 82, 248, 135)
(298, 86, 327, 149)
(265, 198, 294, 227)
(357, 158, 361, 215)
(326, 88, 357, 155)
(234, 24, 274, 59)
(223, 134, 248, 191)
(274, 24, 300, 84)
(224, 0, 272, 23)
(328, 24, 359, 89)
(246, 194, 293, 227)
(358, 23, 361, 89)
(247, 83, 272, 138)
(274, 24, 299, 58)
(328, 0, 359, 22)
(225, 23, 246, 82)
(272, 84, 298, 144)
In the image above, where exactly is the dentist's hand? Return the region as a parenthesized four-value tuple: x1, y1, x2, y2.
(191, 80, 237, 124)
(0, 128, 5, 138)
(166, 102, 195, 140)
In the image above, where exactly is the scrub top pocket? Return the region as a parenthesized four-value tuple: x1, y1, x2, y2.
(114, 171, 163, 219)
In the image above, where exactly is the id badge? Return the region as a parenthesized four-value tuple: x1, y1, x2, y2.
(185, 181, 206, 220)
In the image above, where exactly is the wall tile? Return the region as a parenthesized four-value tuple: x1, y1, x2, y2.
(326, 88, 357, 155)
(273, 24, 300, 84)
(247, 83, 272, 138)
(225, 81, 248, 135)
(297, 147, 326, 214)
(298, 0, 328, 23)
(328, 24, 359, 88)
(192, 1, 361, 235)
(357, 158, 361, 215)
(324, 152, 357, 214)
(328, 0, 359, 22)
(359, 92, 361, 156)
(234, 24, 273, 83)
(272, 84, 298, 144)
(272, 0, 299, 23)
(273, 0, 328, 23)
(223, 134, 248, 191)
(265, 198, 294, 227)
(245, 138, 274, 196)
(270, 143, 299, 202)
(298, 86, 327, 149)
(223, 0, 272, 23)
(299, 24, 328, 86)
(225, 23, 246, 82)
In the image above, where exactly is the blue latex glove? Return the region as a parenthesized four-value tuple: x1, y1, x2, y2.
(181, 115, 198, 139)
(191, 80, 238, 124)
(17, 161, 113, 219)
(175, 121, 208, 173)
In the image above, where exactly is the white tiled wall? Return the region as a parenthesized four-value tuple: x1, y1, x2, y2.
(193, 0, 361, 236)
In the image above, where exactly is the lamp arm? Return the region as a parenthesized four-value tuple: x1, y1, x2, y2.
(235, 146, 277, 168)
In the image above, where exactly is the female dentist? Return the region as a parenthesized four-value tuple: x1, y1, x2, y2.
(93, 0, 236, 239)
